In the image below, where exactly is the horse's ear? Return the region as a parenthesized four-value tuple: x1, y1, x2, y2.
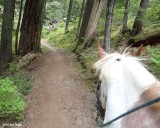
(96, 41, 107, 58)
(133, 44, 144, 56)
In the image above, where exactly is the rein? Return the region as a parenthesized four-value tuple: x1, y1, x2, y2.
(96, 81, 160, 127)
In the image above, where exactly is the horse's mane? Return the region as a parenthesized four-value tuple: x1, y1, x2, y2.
(94, 52, 145, 80)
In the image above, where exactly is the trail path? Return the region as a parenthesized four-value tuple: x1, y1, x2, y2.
(22, 41, 96, 128)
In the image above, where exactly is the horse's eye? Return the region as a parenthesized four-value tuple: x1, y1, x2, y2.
(116, 58, 121, 61)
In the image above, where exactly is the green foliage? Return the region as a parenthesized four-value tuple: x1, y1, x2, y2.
(46, 21, 77, 50)
(8, 63, 32, 95)
(42, 28, 50, 39)
(0, 63, 31, 121)
(147, 46, 160, 79)
(42, 0, 160, 89)
(45, 1, 66, 23)
(0, 78, 25, 120)
(146, 1, 160, 22)
(44, 0, 82, 26)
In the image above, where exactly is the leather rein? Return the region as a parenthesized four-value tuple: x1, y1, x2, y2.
(95, 81, 160, 127)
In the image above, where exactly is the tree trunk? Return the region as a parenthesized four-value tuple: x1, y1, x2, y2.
(76, 0, 86, 37)
(82, 0, 105, 49)
(18, 0, 45, 55)
(73, 0, 95, 52)
(104, 0, 116, 52)
(122, 0, 130, 34)
(65, 0, 73, 33)
(0, 0, 15, 71)
(78, 0, 95, 43)
(130, 0, 149, 36)
(128, 30, 160, 47)
(15, 0, 24, 55)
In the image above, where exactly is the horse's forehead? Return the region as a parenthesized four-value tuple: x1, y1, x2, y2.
(103, 53, 123, 61)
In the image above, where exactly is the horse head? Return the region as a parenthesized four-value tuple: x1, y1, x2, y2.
(94, 42, 160, 128)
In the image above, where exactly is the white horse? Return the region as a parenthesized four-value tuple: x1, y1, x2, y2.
(94, 42, 160, 128)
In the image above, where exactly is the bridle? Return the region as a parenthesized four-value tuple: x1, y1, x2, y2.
(95, 81, 160, 127)
(96, 81, 105, 119)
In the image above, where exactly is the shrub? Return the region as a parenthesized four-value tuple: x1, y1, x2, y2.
(147, 46, 160, 79)
(0, 78, 25, 120)
(8, 63, 31, 95)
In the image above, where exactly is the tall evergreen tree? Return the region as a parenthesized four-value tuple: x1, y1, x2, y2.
(0, 0, 16, 71)
(65, 0, 73, 33)
(104, 0, 116, 52)
(131, 0, 149, 36)
(82, 0, 105, 49)
(78, 0, 94, 43)
(73, 0, 94, 52)
(122, 0, 130, 34)
(18, 0, 46, 55)
(76, 0, 86, 37)
(15, 0, 24, 55)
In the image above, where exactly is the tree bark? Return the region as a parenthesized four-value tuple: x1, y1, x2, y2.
(128, 30, 160, 47)
(15, 0, 24, 55)
(0, 0, 15, 71)
(76, 0, 86, 37)
(65, 0, 73, 33)
(73, 0, 95, 52)
(78, 0, 95, 43)
(82, 0, 105, 49)
(122, 0, 130, 34)
(104, 0, 116, 52)
(18, 0, 45, 55)
(130, 0, 149, 36)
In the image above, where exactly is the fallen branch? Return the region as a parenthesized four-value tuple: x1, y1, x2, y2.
(17, 53, 37, 68)
(128, 30, 160, 47)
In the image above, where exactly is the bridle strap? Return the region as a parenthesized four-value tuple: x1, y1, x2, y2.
(96, 97, 160, 127)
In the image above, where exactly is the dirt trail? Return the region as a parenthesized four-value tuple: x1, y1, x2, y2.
(22, 42, 96, 128)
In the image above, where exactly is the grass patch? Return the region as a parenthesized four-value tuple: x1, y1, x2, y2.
(46, 22, 77, 51)
(0, 62, 32, 122)
(8, 63, 32, 95)
(146, 45, 160, 79)
(0, 77, 25, 121)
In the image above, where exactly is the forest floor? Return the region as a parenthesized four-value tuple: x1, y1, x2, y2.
(19, 41, 96, 128)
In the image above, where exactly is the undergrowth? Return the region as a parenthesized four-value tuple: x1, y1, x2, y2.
(45, 22, 78, 51)
(8, 63, 32, 95)
(42, 19, 160, 89)
(147, 46, 160, 79)
(0, 63, 31, 122)
(0, 77, 25, 121)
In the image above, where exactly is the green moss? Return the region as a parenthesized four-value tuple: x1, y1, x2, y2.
(130, 29, 160, 42)
(46, 22, 78, 51)
(0, 78, 25, 120)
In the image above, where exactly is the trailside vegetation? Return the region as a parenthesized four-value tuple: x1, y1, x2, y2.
(0, 0, 159, 123)
(42, 0, 160, 81)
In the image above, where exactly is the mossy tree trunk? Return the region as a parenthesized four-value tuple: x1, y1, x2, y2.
(15, 0, 24, 55)
(122, 0, 130, 34)
(73, 0, 94, 52)
(65, 0, 73, 33)
(128, 30, 160, 47)
(0, 0, 16, 71)
(76, 0, 86, 37)
(18, 0, 45, 55)
(82, 0, 105, 49)
(78, 0, 95, 44)
(104, 0, 116, 52)
(130, 0, 149, 36)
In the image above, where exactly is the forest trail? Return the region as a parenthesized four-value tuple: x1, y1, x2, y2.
(22, 41, 96, 128)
